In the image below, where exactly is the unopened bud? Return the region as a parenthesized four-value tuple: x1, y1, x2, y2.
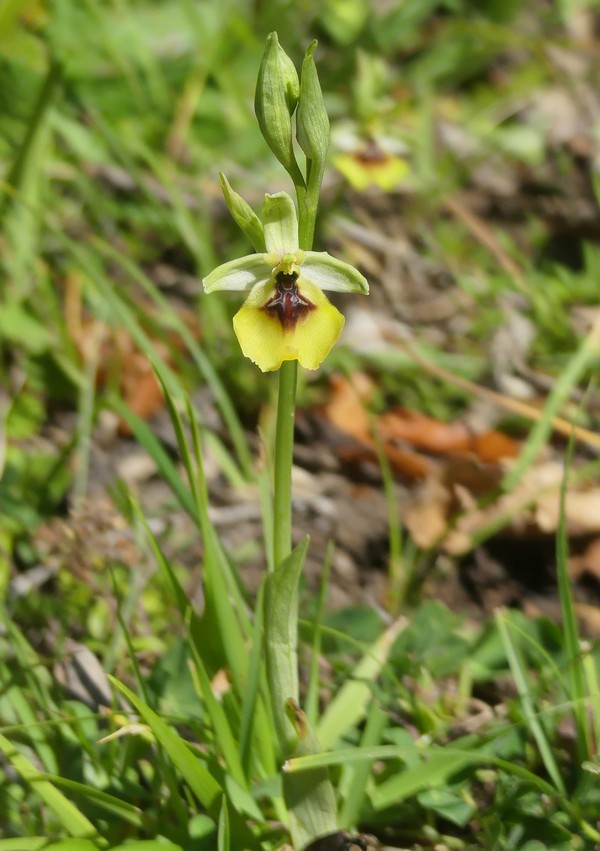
(254, 32, 302, 180)
(296, 41, 329, 190)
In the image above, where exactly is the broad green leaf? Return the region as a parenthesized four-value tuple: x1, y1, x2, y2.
(283, 702, 337, 850)
(264, 538, 308, 753)
(417, 787, 475, 828)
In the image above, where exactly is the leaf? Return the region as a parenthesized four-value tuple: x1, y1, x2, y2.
(283, 702, 337, 850)
(264, 538, 308, 754)
(218, 796, 230, 851)
(417, 787, 475, 828)
(0, 303, 52, 353)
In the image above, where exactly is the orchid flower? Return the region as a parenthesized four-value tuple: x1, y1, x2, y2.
(203, 192, 368, 372)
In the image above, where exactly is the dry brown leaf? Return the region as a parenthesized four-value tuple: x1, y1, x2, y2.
(378, 408, 519, 461)
(322, 374, 434, 480)
(322, 373, 373, 443)
(322, 374, 517, 483)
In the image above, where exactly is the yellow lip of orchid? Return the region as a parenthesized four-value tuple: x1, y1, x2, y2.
(203, 192, 369, 372)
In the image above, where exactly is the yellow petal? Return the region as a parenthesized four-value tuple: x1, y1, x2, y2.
(232, 279, 344, 372)
(288, 280, 345, 370)
(233, 307, 285, 372)
(333, 152, 409, 192)
(371, 156, 409, 191)
(332, 154, 372, 191)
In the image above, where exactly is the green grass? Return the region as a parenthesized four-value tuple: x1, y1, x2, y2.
(3, 0, 600, 848)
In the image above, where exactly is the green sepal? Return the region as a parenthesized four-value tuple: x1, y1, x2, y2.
(218, 172, 265, 252)
(203, 254, 269, 294)
(302, 251, 369, 294)
(283, 700, 338, 850)
(255, 32, 304, 185)
(296, 41, 330, 196)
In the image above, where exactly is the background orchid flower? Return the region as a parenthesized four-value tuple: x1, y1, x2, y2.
(203, 192, 368, 372)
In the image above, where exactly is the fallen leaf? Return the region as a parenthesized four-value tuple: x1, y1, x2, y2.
(378, 408, 519, 461)
(322, 375, 433, 480)
(321, 375, 516, 482)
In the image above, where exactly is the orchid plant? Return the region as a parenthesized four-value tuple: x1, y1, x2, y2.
(202, 33, 369, 850)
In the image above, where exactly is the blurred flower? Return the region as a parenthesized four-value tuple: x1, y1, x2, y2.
(203, 192, 368, 372)
(333, 127, 409, 191)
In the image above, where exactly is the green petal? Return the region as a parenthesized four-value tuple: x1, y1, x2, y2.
(262, 192, 299, 255)
(203, 254, 269, 293)
(302, 252, 369, 294)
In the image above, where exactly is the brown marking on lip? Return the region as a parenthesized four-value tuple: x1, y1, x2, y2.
(263, 271, 315, 330)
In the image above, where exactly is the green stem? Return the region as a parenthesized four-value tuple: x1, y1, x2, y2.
(267, 159, 339, 849)
(295, 179, 318, 251)
(271, 176, 318, 571)
(273, 359, 298, 568)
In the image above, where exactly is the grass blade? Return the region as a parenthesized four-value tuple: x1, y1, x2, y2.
(502, 319, 600, 492)
(316, 616, 407, 749)
(218, 796, 230, 851)
(108, 676, 221, 813)
(496, 609, 565, 793)
(91, 235, 253, 478)
(0, 732, 101, 840)
(556, 446, 591, 766)
(338, 700, 388, 830)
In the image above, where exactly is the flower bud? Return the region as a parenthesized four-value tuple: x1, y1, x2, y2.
(296, 41, 329, 190)
(254, 32, 302, 180)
